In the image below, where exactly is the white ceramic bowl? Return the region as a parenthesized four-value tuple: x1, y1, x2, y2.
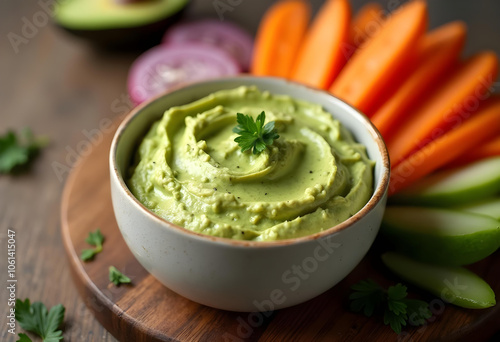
(110, 76, 390, 312)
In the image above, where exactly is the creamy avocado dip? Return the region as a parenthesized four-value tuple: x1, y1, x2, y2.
(128, 86, 374, 241)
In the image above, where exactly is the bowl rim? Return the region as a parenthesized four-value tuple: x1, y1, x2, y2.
(110, 76, 390, 248)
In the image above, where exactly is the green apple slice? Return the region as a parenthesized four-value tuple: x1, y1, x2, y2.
(456, 197, 500, 220)
(391, 157, 500, 206)
(381, 206, 500, 265)
(382, 252, 496, 309)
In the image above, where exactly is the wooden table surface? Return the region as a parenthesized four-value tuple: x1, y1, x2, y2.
(1, 1, 500, 341)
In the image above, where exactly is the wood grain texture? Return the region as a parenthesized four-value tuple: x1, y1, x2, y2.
(60, 126, 500, 342)
(1, 1, 500, 341)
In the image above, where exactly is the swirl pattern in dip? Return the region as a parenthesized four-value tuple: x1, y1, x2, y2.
(128, 86, 374, 241)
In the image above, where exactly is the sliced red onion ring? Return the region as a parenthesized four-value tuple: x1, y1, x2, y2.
(128, 43, 241, 105)
(162, 19, 253, 71)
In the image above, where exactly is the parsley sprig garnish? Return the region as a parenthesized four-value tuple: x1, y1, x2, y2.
(17, 333, 32, 342)
(15, 299, 65, 342)
(349, 279, 431, 334)
(80, 229, 104, 261)
(0, 128, 47, 174)
(109, 266, 131, 286)
(232, 111, 279, 155)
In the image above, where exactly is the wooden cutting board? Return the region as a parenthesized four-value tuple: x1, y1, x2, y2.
(60, 123, 500, 342)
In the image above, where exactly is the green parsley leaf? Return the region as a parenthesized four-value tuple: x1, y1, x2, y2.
(80, 229, 104, 261)
(17, 333, 32, 342)
(109, 266, 131, 286)
(349, 279, 385, 316)
(387, 283, 408, 316)
(85, 229, 104, 248)
(383, 309, 407, 334)
(0, 128, 47, 174)
(405, 299, 432, 326)
(80, 249, 97, 261)
(233, 111, 279, 155)
(349, 279, 431, 334)
(15, 299, 65, 342)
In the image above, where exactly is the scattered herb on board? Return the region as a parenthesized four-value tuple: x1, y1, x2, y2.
(17, 333, 32, 342)
(15, 298, 65, 342)
(80, 229, 104, 261)
(109, 266, 131, 286)
(0, 128, 48, 174)
(233, 111, 280, 155)
(349, 279, 431, 334)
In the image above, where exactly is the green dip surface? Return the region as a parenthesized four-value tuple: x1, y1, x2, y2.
(128, 86, 374, 241)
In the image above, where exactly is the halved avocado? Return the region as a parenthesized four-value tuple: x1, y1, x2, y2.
(54, 0, 189, 49)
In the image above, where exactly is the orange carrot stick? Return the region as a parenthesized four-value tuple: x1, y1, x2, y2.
(389, 98, 500, 196)
(371, 21, 467, 141)
(289, 0, 351, 89)
(251, 0, 310, 77)
(474, 135, 500, 156)
(350, 3, 384, 48)
(444, 135, 500, 168)
(387, 52, 498, 166)
(330, 0, 427, 114)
